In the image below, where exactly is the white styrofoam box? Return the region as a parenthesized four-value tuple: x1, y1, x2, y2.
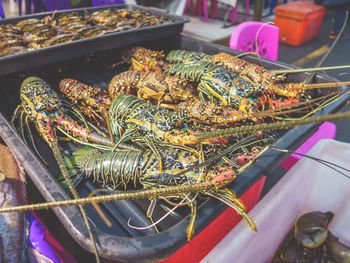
(202, 139, 350, 263)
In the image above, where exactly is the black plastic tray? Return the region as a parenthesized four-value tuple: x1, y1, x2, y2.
(0, 35, 349, 262)
(0, 4, 189, 76)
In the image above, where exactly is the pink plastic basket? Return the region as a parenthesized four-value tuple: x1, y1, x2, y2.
(229, 21, 279, 61)
(280, 122, 337, 170)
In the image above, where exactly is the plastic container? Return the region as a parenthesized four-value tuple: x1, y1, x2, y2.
(274, 1, 327, 46)
(0, 4, 189, 76)
(202, 139, 350, 263)
(280, 121, 337, 170)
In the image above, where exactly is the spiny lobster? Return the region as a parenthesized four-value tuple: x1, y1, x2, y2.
(66, 137, 263, 240)
(211, 52, 286, 85)
(108, 70, 196, 108)
(114, 46, 167, 73)
(165, 50, 350, 99)
(12, 76, 121, 262)
(165, 49, 285, 85)
(59, 78, 114, 142)
(108, 93, 350, 147)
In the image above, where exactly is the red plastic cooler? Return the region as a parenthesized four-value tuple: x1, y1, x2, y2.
(274, 1, 327, 46)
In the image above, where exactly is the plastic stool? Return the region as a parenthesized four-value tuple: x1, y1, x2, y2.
(184, 0, 196, 15)
(184, 0, 219, 22)
(17, 0, 43, 15)
(229, 21, 279, 61)
(0, 0, 5, 18)
(203, 0, 218, 22)
(231, 0, 250, 24)
(280, 122, 337, 170)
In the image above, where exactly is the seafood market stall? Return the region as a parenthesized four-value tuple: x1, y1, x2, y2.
(0, 4, 349, 263)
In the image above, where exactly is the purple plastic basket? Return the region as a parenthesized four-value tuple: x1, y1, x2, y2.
(0, 0, 5, 18)
(28, 212, 61, 263)
(92, 0, 124, 6)
(42, 0, 71, 11)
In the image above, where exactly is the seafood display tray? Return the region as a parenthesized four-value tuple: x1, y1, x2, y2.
(0, 35, 348, 262)
(0, 4, 189, 76)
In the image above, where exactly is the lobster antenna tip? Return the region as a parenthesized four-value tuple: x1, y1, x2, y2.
(271, 65, 350, 74)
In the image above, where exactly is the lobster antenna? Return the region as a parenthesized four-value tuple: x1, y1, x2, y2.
(303, 10, 349, 84)
(271, 147, 350, 180)
(252, 89, 348, 119)
(173, 135, 272, 178)
(194, 110, 350, 141)
(0, 182, 214, 213)
(273, 11, 349, 77)
(271, 65, 350, 74)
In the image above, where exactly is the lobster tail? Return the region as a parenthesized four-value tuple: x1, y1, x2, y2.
(109, 94, 184, 141)
(164, 61, 216, 82)
(211, 52, 286, 85)
(80, 150, 143, 189)
(108, 71, 140, 98)
(174, 100, 250, 125)
(165, 50, 212, 64)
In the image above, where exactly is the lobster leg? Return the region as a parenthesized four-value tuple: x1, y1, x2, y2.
(11, 107, 28, 145)
(186, 197, 197, 241)
(56, 117, 114, 147)
(206, 190, 256, 231)
(144, 136, 163, 173)
(104, 113, 114, 144)
(35, 114, 101, 262)
(25, 115, 49, 166)
(12, 107, 49, 165)
(146, 198, 160, 233)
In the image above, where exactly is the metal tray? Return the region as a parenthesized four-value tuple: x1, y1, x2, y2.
(0, 4, 189, 76)
(0, 35, 348, 262)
